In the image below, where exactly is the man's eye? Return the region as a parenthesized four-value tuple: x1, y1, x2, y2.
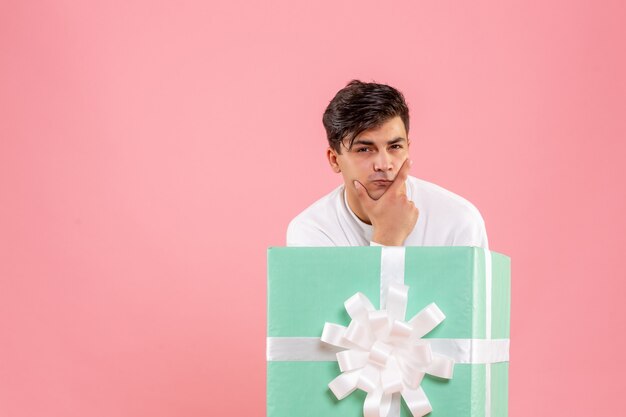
(391, 144, 403, 149)
(356, 148, 370, 152)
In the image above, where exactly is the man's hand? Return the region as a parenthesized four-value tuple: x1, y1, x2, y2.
(353, 159, 419, 246)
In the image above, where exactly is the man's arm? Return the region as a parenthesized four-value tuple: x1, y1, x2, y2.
(286, 219, 335, 246)
(452, 214, 489, 249)
(288, 219, 387, 247)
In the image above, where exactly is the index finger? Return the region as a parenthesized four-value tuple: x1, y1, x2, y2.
(383, 158, 411, 196)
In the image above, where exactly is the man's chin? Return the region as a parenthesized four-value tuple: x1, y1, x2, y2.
(368, 189, 386, 201)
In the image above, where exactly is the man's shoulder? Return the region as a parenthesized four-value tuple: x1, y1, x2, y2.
(409, 176, 484, 224)
(408, 176, 488, 248)
(288, 183, 343, 225)
(286, 183, 344, 246)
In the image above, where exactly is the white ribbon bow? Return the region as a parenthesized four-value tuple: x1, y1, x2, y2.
(320, 283, 454, 417)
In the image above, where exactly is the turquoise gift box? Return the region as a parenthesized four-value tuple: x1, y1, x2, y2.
(267, 246, 511, 417)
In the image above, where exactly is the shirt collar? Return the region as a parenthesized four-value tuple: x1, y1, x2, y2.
(343, 186, 374, 241)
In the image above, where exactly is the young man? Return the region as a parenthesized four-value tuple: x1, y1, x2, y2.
(286, 80, 488, 248)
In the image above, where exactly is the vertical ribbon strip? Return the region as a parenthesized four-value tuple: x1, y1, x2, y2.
(484, 248, 493, 417)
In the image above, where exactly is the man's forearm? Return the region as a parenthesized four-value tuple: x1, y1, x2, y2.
(371, 231, 406, 246)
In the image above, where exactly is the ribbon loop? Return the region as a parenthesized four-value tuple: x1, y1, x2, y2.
(321, 323, 352, 349)
(345, 320, 375, 349)
(369, 310, 391, 340)
(423, 354, 455, 379)
(337, 349, 369, 372)
(381, 357, 404, 394)
(408, 303, 445, 339)
(369, 341, 394, 367)
(357, 364, 381, 393)
(364, 390, 392, 417)
(345, 292, 376, 322)
(389, 320, 412, 341)
(402, 386, 433, 417)
(329, 369, 360, 400)
(386, 283, 409, 321)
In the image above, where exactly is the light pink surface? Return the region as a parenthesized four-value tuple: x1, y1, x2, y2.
(1, 1, 625, 416)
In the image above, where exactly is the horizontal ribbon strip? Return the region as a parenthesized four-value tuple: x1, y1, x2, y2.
(267, 337, 509, 364)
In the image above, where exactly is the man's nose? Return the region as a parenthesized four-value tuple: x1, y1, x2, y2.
(374, 150, 393, 171)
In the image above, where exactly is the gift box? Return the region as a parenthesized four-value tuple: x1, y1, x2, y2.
(267, 246, 510, 417)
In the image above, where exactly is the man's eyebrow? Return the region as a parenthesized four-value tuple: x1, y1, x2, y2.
(352, 137, 407, 146)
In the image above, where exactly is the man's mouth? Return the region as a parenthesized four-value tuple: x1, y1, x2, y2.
(371, 180, 392, 186)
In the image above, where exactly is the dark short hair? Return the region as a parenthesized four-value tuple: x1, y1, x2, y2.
(322, 80, 410, 154)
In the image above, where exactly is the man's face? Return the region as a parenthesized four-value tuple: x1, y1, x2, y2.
(328, 115, 410, 201)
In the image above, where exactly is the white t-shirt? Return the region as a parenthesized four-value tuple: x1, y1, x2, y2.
(286, 175, 488, 248)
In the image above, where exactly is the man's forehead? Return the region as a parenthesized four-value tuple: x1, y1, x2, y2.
(347, 117, 408, 146)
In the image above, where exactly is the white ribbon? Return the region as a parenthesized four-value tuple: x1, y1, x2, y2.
(484, 247, 493, 417)
(266, 337, 509, 364)
(320, 283, 453, 417)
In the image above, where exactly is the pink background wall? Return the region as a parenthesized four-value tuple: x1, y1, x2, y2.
(2, 1, 625, 416)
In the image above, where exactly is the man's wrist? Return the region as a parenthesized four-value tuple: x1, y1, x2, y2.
(371, 232, 405, 246)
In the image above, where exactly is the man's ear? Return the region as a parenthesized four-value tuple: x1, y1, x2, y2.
(327, 147, 341, 173)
